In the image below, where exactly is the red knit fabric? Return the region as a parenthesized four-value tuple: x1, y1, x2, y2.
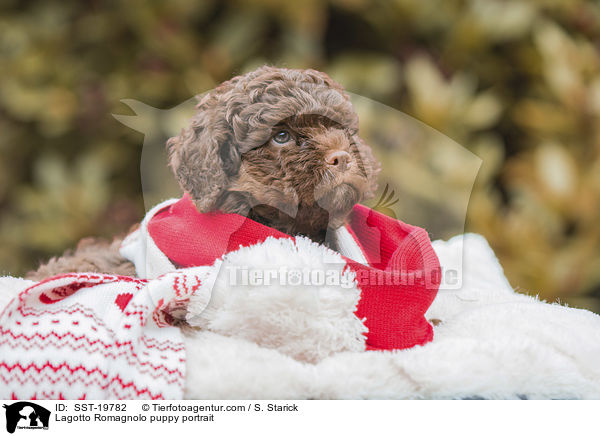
(345, 205, 441, 350)
(148, 194, 441, 351)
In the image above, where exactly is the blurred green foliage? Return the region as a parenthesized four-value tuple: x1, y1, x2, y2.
(1, 0, 599, 312)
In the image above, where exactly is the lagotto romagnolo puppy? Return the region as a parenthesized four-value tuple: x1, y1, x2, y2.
(28, 66, 381, 280)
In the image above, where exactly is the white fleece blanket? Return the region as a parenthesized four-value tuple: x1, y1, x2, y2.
(2, 234, 600, 399)
(181, 234, 600, 399)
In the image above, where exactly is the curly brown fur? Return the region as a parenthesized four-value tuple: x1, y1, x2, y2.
(27, 237, 136, 281)
(168, 66, 381, 245)
(29, 66, 381, 279)
(220, 115, 379, 242)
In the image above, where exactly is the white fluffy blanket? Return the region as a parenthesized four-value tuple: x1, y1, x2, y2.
(182, 234, 600, 399)
(2, 234, 600, 399)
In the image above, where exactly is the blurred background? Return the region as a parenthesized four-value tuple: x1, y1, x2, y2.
(1, 0, 599, 312)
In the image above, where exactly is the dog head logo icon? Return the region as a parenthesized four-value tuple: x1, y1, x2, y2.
(3, 402, 50, 434)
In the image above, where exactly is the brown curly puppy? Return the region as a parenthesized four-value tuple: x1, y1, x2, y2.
(28, 66, 380, 280)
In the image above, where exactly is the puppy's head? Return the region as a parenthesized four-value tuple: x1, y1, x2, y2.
(167, 66, 380, 235)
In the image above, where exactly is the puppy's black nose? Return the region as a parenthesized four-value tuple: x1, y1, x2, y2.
(325, 150, 351, 171)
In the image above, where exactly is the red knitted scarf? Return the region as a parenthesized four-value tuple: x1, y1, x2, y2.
(147, 194, 441, 351)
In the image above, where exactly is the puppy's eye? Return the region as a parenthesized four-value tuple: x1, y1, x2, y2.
(273, 130, 291, 144)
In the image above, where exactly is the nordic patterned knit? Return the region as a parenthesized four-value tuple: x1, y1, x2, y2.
(0, 272, 193, 400)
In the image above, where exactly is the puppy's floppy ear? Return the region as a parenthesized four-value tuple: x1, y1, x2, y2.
(167, 94, 241, 212)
